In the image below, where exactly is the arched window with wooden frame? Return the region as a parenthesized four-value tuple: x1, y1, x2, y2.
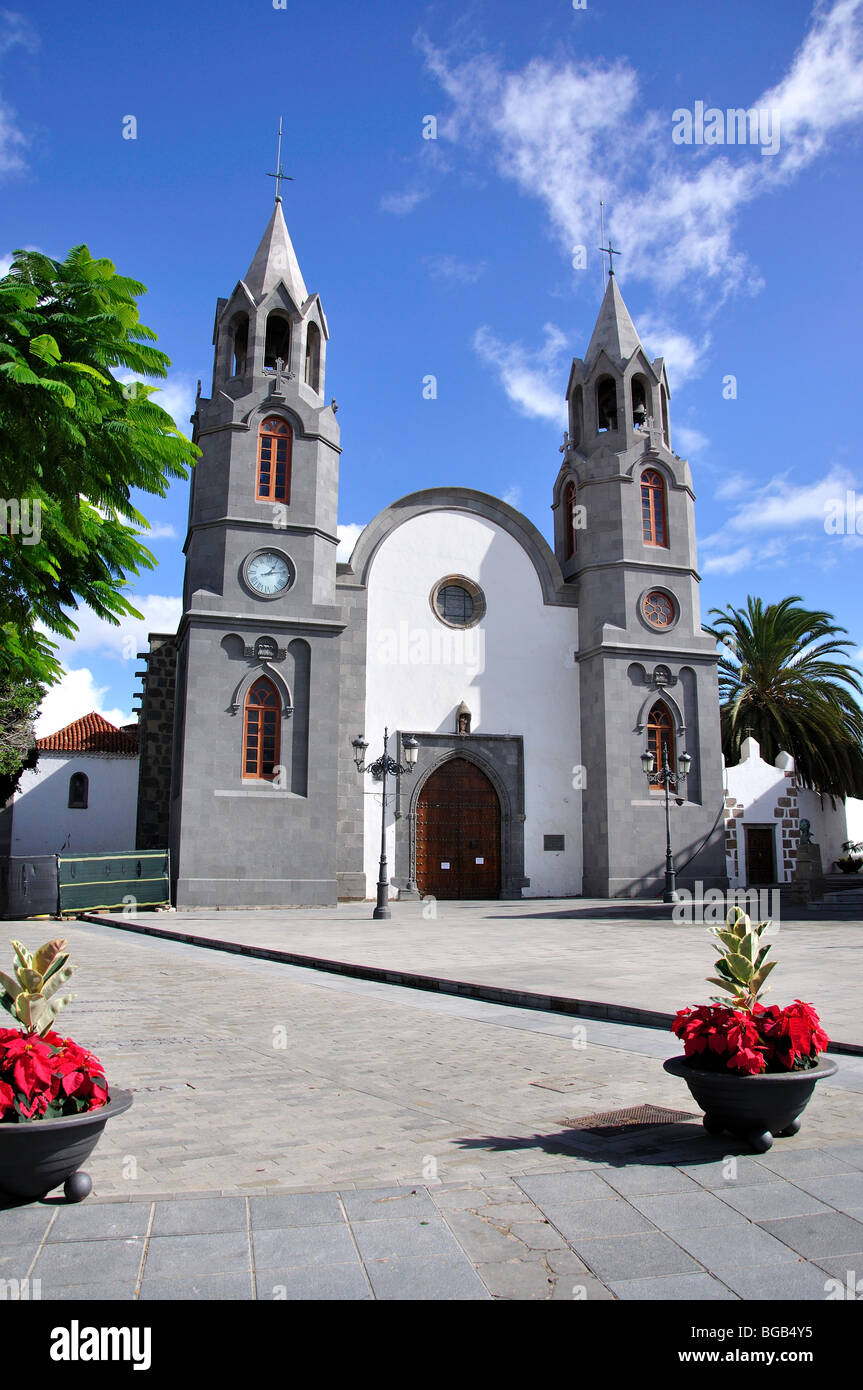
(68, 772, 88, 809)
(641, 468, 668, 547)
(257, 416, 292, 504)
(647, 701, 675, 788)
(243, 677, 281, 781)
(563, 480, 578, 560)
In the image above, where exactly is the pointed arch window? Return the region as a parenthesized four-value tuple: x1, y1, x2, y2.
(304, 323, 321, 392)
(257, 416, 292, 504)
(563, 480, 578, 560)
(596, 375, 618, 432)
(264, 313, 291, 372)
(231, 314, 249, 377)
(68, 772, 88, 809)
(647, 702, 675, 789)
(660, 384, 670, 445)
(243, 677, 281, 780)
(631, 374, 650, 428)
(641, 469, 668, 547)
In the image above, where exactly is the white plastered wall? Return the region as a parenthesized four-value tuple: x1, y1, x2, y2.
(10, 753, 139, 856)
(362, 509, 581, 898)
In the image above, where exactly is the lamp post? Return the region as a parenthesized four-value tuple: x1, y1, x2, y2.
(641, 741, 692, 903)
(353, 728, 418, 920)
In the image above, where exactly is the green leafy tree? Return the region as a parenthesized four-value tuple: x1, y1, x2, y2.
(0, 674, 42, 802)
(705, 595, 863, 799)
(0, 245, 198, 696)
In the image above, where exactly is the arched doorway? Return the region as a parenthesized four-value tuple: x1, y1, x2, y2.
(415, 758, 501, 900)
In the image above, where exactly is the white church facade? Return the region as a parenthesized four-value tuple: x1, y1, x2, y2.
(129, 196, 733, 906)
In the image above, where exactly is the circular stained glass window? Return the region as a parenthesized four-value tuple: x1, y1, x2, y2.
(430, 576, 486, 629)
(642, 590, 676, 629)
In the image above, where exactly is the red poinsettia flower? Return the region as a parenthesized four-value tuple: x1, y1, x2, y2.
(0, 1078, 15, 1117)
(3, 1034, 55, 1097)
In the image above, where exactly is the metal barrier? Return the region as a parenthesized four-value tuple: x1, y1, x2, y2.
(0, 856, 60, 918)
(57, 850, 170, 915)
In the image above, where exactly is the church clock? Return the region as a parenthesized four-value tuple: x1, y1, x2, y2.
(243, 550, 295, 598)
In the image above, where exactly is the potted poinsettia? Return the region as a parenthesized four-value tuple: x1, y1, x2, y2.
(664, 907, 836, 1152)
(0, 937, 132, 1202)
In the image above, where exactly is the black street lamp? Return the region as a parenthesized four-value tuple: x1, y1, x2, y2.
(641, 741, 692, 903)
(353, 728, 418, 920)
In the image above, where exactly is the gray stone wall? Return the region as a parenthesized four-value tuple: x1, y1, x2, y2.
(135, 633, 177, 851)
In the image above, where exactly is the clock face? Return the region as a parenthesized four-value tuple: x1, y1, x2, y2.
(246, 551, 294, 597)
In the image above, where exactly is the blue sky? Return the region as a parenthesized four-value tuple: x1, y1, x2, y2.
(2, 0, 863, 731)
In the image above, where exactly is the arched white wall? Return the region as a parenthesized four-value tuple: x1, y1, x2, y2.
(363, 509, 581, 898)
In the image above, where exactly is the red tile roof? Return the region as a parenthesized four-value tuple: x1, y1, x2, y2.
(37, 712, 139, 756)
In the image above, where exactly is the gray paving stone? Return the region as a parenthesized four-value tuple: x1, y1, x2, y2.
(542, 1198, 657, 1240)
(0, 1208, 54, 1243)
(475, 1258, 557, 1299)
(808, 1255, 863, 1291)
(250, 1193, 343, 1228)
(40, 1282, 137, 1301)
(670, 1223, 808, 1277)
(352, 1216, 465, 1264)
(443, 1209, 532, 1262)
(516, 1171, 618, 1205)
(823, 1144, 863, 1170)
(550, 1274, 617, 1300)
(598, 1166, 700, 1197)
(253, 1222, 358, 1270)
(677, 1157, 785, 1189)
(255, 1263, 372, 1300)
(790, 1173, 863, 1212)
(34, 1237, 144, 1286)
(0, 1241, 42, 1274)
(139, 1273, 254, 1300)
(365, 1254, 490, 1300)
(628, 1191, 751, 1230)
(717, 1262, 842, 1301)
(143, 1231, 250, 1278)
(609, 1273, 738, 1300)
(48, 1204, 152, 1242)
(754, 1149, 858, 1180)
(149, 1197, 246, 1236)
(568, 1231, 702, 1282)
(714, 1182, 835, 1222)
(507, 1221, 569, 1251)
(758, 1212, 863, 1258)
(341, 1187, 438, 1222)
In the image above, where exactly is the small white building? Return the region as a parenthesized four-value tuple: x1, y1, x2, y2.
(724, 734, 863, 885)
(3, 713, 139, 857)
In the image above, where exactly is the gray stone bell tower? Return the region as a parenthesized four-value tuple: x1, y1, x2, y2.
(169, 199, 344, 906)
(554, 272, 727, 897)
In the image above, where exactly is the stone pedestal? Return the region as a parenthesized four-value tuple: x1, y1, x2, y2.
(790, 842, 825, 904)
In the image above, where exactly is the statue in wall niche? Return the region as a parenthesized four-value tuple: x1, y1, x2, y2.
(457, 713, 470, 734)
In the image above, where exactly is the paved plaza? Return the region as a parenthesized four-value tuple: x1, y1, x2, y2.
(0, 905, 861, 1300)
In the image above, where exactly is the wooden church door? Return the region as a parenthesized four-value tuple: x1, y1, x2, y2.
(415, 759, 501, 900)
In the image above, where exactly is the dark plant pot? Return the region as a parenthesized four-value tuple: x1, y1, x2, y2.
(0, 1089, 133, 1203)
(663, 1055, 837, 1153)
(836, 860, 863, 874)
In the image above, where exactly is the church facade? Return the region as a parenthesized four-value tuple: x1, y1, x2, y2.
(135, 200, 728, 906)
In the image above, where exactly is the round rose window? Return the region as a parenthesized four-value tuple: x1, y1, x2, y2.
(642, 590, 675, 629)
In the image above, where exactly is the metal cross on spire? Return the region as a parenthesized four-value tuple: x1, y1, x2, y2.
(598, 239, 622, 278)
(266, 116, 294, 203)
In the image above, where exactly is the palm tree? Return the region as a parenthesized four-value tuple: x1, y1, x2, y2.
(704, 596, 863, 799)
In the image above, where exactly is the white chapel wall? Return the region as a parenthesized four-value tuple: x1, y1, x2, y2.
(363, 509, 581, 898)
(10, 753, 139, 857)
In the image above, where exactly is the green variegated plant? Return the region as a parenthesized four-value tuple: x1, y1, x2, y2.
(706, 907, 776, 1014)
(0, 938, 77, 1037)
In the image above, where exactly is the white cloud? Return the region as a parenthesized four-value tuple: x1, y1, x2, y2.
(424, 254, 488, 283)
(418, 2, 863, 303)
(40, 594, 182, 669)
(137, 522, 176, 542)
(700, 465, 861, 572)
(502, 485, 522, 508)
(35, 668, 131, 739)
(472, 322, 568, 425)
(337, 523, 365, 563)
(0, 12, 37, 178)
(379, 187, 430, 215)
(673, 424, 709, 456)
(637, 317, 712, 387)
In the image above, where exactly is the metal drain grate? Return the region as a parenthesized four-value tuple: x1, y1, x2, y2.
(562, 1103, 698, 1136)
